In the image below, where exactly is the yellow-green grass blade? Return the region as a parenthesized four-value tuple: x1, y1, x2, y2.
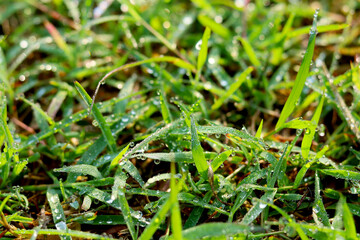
(238, 37, 261, 67)
(301, 95, 324, 159)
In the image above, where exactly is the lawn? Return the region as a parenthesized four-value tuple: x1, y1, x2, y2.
(0, 0, 360, 239)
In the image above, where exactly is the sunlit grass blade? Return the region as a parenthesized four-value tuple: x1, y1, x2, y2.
(195, 27, 211, 82)
(275, 11, 318, 130)
(197, 14, 230, 39)
(54, 164, 103, 179)
(313, 171, 330, 227)
(190, 116, 209, 179)
(74, 81, 116, 153)
(238, 37, 261, 67)
(210, 150, 232, 172)
(46, 189, 71, 240)
(301, 95, 324, 159)
(109, 144, 130, 172)
(255, 119, 263, 138)
(288, 23, 349, 38)
(211, 67, 253, 110)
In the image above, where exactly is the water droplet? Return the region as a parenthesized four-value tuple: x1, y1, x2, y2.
(195, 40, 202, 50)
(20, 40, 28, 49)
(259, 202, 267, 209)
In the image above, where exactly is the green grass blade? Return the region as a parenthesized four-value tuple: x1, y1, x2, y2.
(47, 189, 72, 240)
(340, 195, 357, 239)
(210, 150, 232, 172)
(211, 67, 253, 110)
(275, 12, 318, 130)
(170, 223, 248, 239)
(113, 170, 137, 240)
(239, 37, 261, 67)
(255, 119, 263, 138)
(195, 27, 211, 82)
(183, 191, 212, 229)
(288, 23, 349, 38)
(240, 190, 277, 225)
(268, 144, 288, 188)
(109, 144, 130, 172)
(301, 96, 324, 159)
(120, 160, 145, 187)
(190, 116, 208, 179)
(159, 87, 172, 124)
(170, 162, 182, 239)
(54, 164, 103, 179)
(318, 169, 360, 181)
(139, 178, 184, 240)
(74, 81, 116, 153)
(313, 171, 330, 227)
(197, 14, 230, 39)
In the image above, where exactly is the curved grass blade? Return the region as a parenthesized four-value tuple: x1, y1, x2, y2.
(195, 27, 211, 82)
(47, 189, 71, 240)
(211, 67, 253, 110)
(190, 116, 208, 179)
(275, 10, 318, 130)
(74, 81, 116, 153)
(211, 150, 232, 172)
(119, 160, 145, 187)
(54, 164, 103, 179)
(301, 95, 324, 159)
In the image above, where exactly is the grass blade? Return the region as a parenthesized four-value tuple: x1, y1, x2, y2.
(47, 189, 71, 240)
(275, 10, 318, 130)
(74, 81, 116, 153)
(190, 116, 208, 179)
(195, 27, 211, 82)
(170, 223, 248, 239)
(239, 37, 261, 67)
(170, 162, 182, 239)
(301, 95, 324, 159)
(313, 171, 330, 227)
(211, 67, 253, 110)
(197, 14, 230, 39)
(340, 195, 357, 239)
(318, 169, 360, 181)
(54, 164, 103, 179)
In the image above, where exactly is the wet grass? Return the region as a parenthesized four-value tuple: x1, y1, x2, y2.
(0, 0, 360, 239)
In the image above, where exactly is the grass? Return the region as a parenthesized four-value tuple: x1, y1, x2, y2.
(0, 0, 360, 239)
